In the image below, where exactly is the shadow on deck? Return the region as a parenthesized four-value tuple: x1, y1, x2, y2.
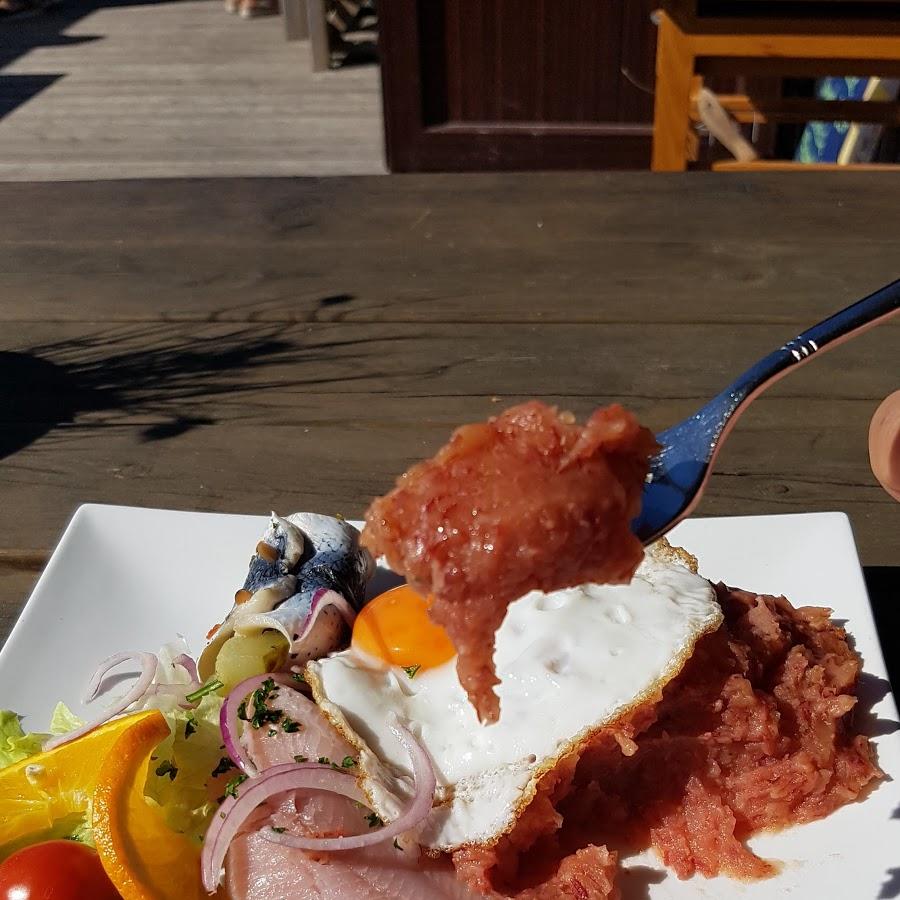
(0, 0, 172, 119)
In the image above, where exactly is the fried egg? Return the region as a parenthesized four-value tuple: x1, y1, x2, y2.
(306, 542, 722, 852)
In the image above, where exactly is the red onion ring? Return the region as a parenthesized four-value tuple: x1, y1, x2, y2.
(262, 714, 435, 852)
(171, 653, 201, 708)
(290, 588, 356, 652)
(201, 762, 365, 892)
(147, 653, 202, 709)
(220, 673, 306, 776)
(173, 653, 199, 684)
(43, 651, 159, 751)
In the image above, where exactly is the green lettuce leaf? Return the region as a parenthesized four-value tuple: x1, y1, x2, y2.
(49, 702, 84, 736)
(0, 710, 47, 769)
(0, 702, 85, 771)
(69, 804, 95, 846)
(142, 694, 225, 843)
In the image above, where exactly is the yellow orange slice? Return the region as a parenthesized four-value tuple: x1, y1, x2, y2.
(92, 710, 212, 899)
(0, 711, 162, 853)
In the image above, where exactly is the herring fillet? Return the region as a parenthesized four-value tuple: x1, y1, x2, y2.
(199, 512, 375, 679)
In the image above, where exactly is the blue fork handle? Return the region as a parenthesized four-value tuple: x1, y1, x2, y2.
(637, 279, 900, 543)
(659, 278, 900, 462)
(732, 277, 900, 401)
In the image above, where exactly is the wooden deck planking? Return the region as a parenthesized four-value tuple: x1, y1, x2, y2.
(0, 0, 386, 179)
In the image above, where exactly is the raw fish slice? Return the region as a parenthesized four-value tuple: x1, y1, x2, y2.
(242, 685, 356, 771)
(242, 686, 364, 837)
(228, 690, 479, 899)
(226, 818, 479, 899)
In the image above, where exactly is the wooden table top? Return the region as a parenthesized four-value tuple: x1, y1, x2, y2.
(0, 173, 897, 677)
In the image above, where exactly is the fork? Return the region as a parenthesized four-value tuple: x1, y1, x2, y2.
(632, 278, 900, 545)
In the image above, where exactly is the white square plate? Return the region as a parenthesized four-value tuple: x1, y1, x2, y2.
(0, 505, 897, 899)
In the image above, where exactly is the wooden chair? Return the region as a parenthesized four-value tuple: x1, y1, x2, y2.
(652, 1, 900, 171)
(285, 0, 376, 72)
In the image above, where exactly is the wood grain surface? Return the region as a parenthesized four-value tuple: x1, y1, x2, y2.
(1, 173, 898, 653)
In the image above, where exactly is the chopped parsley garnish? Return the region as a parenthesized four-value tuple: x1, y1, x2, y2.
(365, 812, 384, 828)
(237, 700, 248, 722)
(223, 774, 249, 799)
(252, 709, 282, 729)
(293, 754, 308, 764)
(271, 826, 287, 834)
(184, 715, 197, 739)
(291, 671, 306, 684)
(155, 760, 178, 781)
(341, 756, 357, 768)
(267, 728, 277, 737)
(281, 717, 301, 733)
(185, 678, 224, 704)
(315, 755, 347, 771)
(246, 678, 283, 730)
(211, 757, 236, 778)
(402, 664, 421, 679)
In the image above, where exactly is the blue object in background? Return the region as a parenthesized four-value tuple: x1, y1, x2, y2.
(795, 77, 868, 163)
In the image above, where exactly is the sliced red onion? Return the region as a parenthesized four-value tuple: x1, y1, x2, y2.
(169, 653, 201, 708)
(201, 762, 365, 892)
(220, 673, 306, 776)
(289, 588, 356, 653)
(173, 653, 199, 683)
(262, 714, 435, 852)
(145, 653, 203, 708)
(43, 651, 159, 751)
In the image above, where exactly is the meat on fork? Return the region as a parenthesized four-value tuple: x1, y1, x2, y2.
(362, 401, 658, 723)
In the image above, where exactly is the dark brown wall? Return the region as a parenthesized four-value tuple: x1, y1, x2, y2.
(380, 0, 658, 171)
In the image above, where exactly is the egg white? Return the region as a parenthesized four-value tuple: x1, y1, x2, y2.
(306, 544, 723, 852)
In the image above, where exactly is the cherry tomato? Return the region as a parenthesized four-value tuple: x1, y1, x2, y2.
(0, 840, 120, 900)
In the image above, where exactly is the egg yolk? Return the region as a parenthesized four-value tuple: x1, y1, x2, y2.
(352, 584, 456, 670)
